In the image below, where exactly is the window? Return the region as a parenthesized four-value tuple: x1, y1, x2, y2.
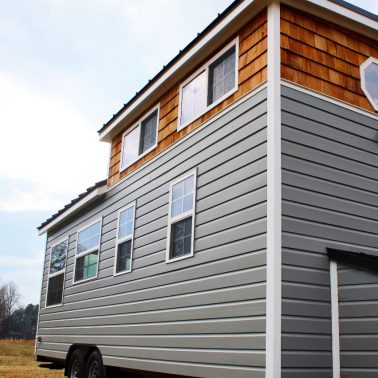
(178, 39, 238, 130)
(360, 57, 378, 111)
(114, 203, 135, 275)
(167, 170, 196, 262)
(74, 219, 102, 283)
(46, 238, 68, 307)
(120, 107, 159, 171)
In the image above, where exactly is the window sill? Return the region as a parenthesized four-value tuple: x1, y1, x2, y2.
(166, 251, 194, 264)
(113, 268, 132, 277)
(45, 302, 63, 309)
(72, 274, 98, 285)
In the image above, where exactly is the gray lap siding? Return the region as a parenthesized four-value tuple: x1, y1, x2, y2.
(37, 88, 268, 377)
(281, 85, 378, 378)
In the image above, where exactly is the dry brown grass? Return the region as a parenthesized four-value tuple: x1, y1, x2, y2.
(0, 339, 64, 378)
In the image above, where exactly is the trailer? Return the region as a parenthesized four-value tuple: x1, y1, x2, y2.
(36, 0, 378, 377)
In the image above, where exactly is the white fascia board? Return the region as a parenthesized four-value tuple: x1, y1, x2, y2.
(282, 0, 377, 39)
(38, 185, 107, 236)
(98, 0, 266, 142)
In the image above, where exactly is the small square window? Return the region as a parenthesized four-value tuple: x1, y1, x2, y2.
(170, 217, 193, 259)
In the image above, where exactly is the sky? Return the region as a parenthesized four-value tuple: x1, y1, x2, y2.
(0, 0, 377, 306)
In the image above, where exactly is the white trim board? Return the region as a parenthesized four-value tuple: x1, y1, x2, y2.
(281, 80, 378, 120)
(266, 0, 282, 377)
(330, 260, 341, 378)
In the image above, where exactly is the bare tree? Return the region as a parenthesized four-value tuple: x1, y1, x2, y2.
(0, 281, 20, 338)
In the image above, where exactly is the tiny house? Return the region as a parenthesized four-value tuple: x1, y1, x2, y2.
(35, 0, 378, 377)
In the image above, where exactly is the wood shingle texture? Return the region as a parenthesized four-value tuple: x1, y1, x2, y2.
(281, 5, 378, 113)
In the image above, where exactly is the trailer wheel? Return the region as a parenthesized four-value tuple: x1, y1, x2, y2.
(67, 349, 85, 378)
(85, 349, 106, 378)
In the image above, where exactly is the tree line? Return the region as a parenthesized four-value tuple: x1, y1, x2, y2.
(0, 279, 38, 339)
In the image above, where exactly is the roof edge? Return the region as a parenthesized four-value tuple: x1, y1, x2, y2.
(98, 0, 377, 142)
(38, 180, 107, 236)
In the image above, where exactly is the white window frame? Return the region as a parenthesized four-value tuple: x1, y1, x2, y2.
(114, 201, 136, 276)
(120, 104, 160, 172)
(45, 237, 69, 308)
(73, 217, 103, 284)
(360, 57, 378, 112)
(166, 168, 197, 263)
(178, 37, 239, 131)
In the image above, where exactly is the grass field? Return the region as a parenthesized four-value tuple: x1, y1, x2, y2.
(0, 339, 64, 378)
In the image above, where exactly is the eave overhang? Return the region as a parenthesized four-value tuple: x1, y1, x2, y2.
(37, 180, 107, 236)
(98, 0, 377, 144)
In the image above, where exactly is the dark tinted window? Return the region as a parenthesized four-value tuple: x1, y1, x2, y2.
(139, 110, 158, 154)
(116, 240, 132, 273)
(46, 274, 64, 307)
(208, 46, 236, 104)
(170, 216, 192, 259)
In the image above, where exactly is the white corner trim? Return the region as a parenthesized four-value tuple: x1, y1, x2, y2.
(266, 1, 281, 377)
(330, 260, 341, 378)
(360, 57, 378, 112)
(38, 185, 107, 236)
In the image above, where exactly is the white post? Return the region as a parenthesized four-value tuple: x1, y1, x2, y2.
(330, 260, 341, 378)
(266, 0, 282, 377)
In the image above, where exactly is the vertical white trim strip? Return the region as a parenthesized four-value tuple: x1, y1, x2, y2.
(266, 1, 282, 377)
(330, 260, 341, 378)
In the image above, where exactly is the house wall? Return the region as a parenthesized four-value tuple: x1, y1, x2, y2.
(108, 9, 268, 187)
(281, 5, 378, 113)
(281, 85, 378, 377)
(37, 88, 268, 377)
(337, 262, 378, 377)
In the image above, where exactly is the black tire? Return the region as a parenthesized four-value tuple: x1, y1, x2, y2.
(67, 349, 85, 378)
(85, 350, 106, 378)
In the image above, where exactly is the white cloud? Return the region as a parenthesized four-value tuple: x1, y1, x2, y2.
(0, 70, 108, 212)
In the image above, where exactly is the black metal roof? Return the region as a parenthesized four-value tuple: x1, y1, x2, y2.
(98, 0, 377, 136)
(37, 179, 107, 231)
(328, 0, 377, 21)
